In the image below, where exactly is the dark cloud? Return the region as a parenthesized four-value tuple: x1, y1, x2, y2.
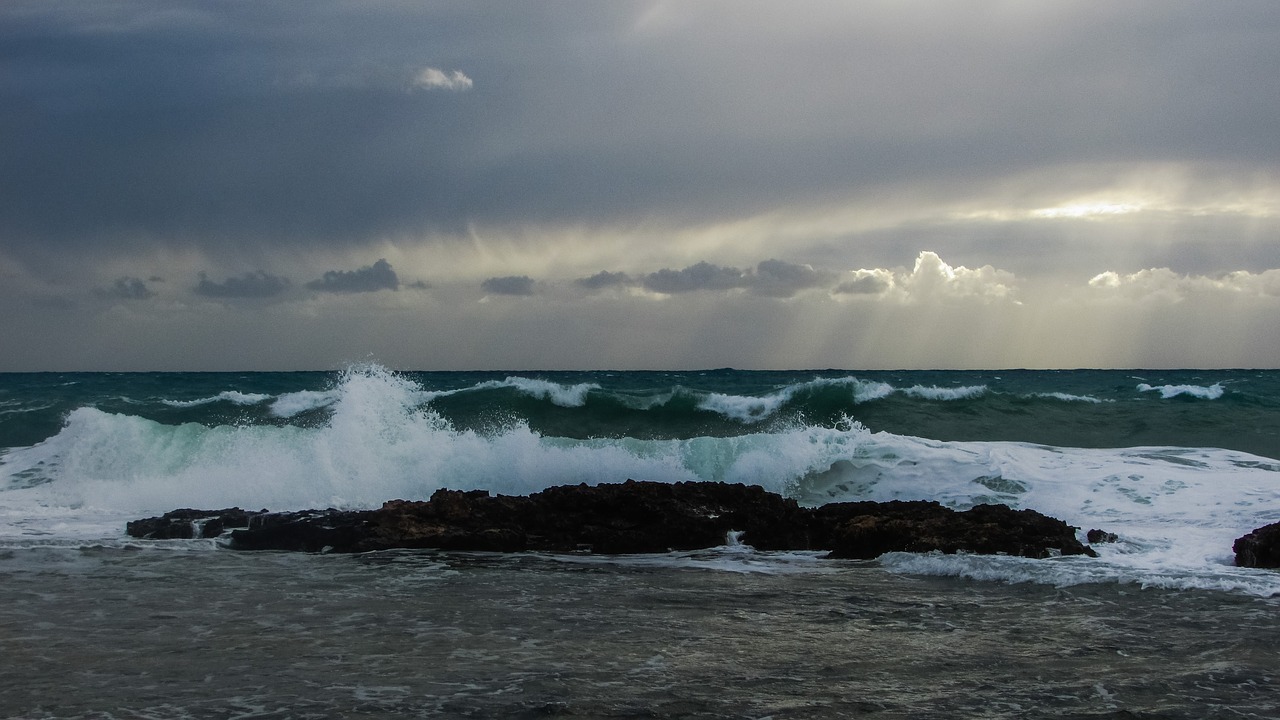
(638, 260, 831, 296)
(576, 271, 633, 291)
(643, 262, 749, 294)
(95, 277, 154, 300)
(482, 275, 536, 296)
(751, 259, 833, 298)
(306, 259, 399, 294)
(195, 271, 290, 298)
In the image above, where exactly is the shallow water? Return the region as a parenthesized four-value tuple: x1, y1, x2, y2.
(2, 544, 1276, 719)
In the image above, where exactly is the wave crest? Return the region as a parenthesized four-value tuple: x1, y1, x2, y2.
(1137, 383, 1225, 400)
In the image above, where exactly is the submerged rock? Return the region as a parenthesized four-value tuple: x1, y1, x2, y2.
(127, 480, 1099, 559)
(1233, 521, 1280, 568)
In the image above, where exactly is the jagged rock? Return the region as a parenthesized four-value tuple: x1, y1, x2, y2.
(1233, 521, 1280, 568)
(127, 480, 1100, 560)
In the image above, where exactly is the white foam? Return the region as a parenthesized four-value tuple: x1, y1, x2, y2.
(1137, 382, 1225, 400)
(798, 437, 1280, 596)
(162, 391, 272, 408)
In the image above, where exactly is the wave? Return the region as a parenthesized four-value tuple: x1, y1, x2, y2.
(1137, 382, 1225, 400)
(464, 377, 600, 408)
(3, 364, 1280, 595)
(161, 391, 272, 408)
(693, 377, 861, 423)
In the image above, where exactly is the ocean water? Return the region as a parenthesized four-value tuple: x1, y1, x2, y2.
(2, 366, 1279, 718)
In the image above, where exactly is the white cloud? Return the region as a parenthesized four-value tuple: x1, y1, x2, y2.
(410, 67, 473, 91)
(1089, 267, 1280, 301)
(896, 252, 1018, 303)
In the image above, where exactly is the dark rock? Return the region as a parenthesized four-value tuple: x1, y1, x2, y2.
(520, 480, 811, 554)
(228, 509, 378, 553)
(1087, 528, 1119, 544)
(1233, 521, 1280, 568)
(128, 481, 1097, 560)
(125, 507, 257, 540)
(814, 500, 1097, 559)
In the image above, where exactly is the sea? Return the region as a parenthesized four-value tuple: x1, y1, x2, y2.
(1, 365, 1278, 718)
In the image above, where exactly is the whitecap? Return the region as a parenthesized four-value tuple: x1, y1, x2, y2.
(1137, 382, 1225, 400)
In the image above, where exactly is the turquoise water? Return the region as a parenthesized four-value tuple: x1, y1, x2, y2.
(2, 368, 1276, 455)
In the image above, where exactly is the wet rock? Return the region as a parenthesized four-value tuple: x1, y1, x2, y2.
(1233, 521, 1280, 568)
(128, 481, 1097, 560)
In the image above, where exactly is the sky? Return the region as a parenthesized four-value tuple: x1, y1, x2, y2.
(2, 0, 1279, 371)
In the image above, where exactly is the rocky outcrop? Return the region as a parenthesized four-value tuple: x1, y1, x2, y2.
(1233, 521, 1280, 568)
(127, 480, 1099, 559)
